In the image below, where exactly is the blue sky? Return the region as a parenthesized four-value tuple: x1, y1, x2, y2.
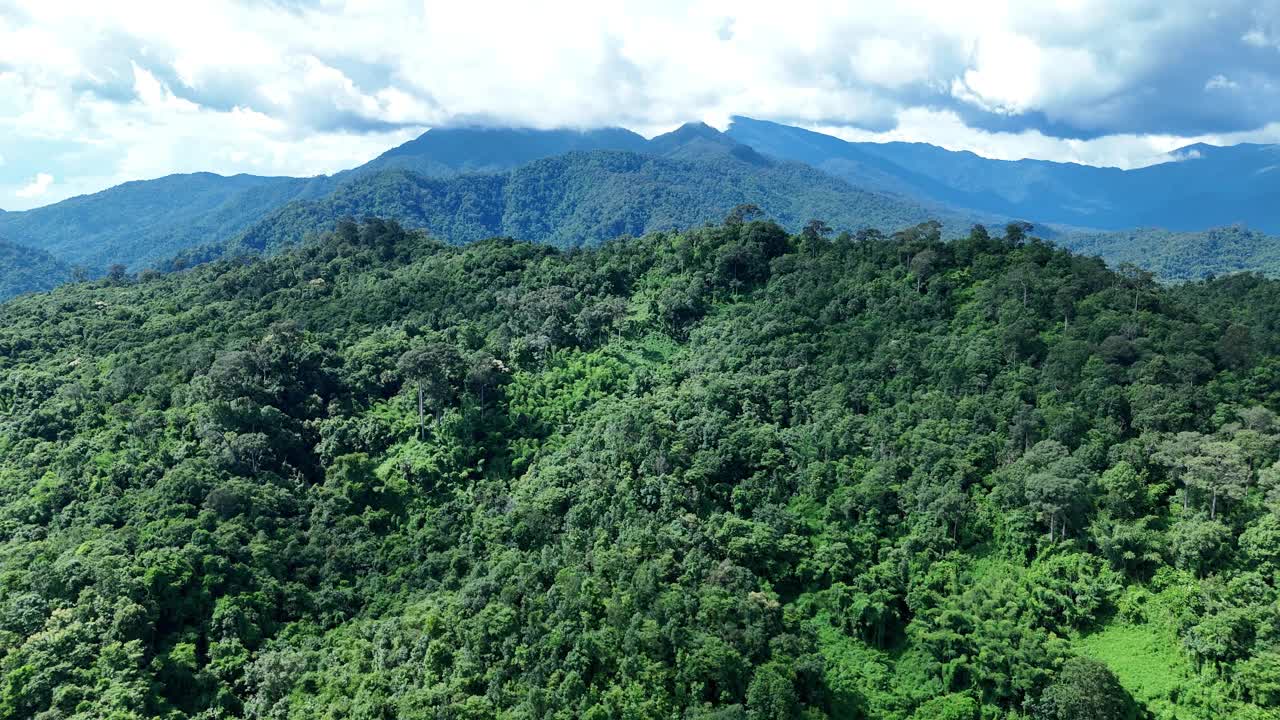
(2, 0, 1280, 210)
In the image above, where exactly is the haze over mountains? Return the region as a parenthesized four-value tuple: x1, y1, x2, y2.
(0, 116, 1278, 299)
(726, 117, 1280, 233)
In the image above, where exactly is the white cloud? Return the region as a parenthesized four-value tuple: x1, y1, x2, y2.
(16, 172, 54, 198)
(0, 0, 1278, 209)
(952, 31, 1046, 115)
(1244, 28, 1279, 49)
(809, 107, 1280, 170)
(1205, 74, 1240, 90)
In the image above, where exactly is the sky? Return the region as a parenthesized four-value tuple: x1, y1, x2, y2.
(2, 0, 1280, 210)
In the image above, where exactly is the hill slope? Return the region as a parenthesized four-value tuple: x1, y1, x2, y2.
(0, 127, 656, 274)
(1, 218, 1279, 718)
(0, 173, 331, 270)
(347, 125, 649, 178)
(5, 118, 1280, 286)
(1060, 225, 1280, 281)
(1, 122, 952, 273)
(0, 238, 71, 299)
(231, 126, 979, 254)
(728, 115, 1280, 233)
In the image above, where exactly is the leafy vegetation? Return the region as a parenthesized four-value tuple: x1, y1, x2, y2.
(4, 215, 1280, 718)
(1060, 225, 1280, 282)
(0, 122, 974, 282)
(0, 238, 71, 300)
(350, 125, 649, 179)
(0, 173, 331, 270)
(6, 119, 1280, 291)
(228, 148, 971, 256)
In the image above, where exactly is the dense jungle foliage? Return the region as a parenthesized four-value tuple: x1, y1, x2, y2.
(225, 149, 967, 257)
(1060, 225, 1280, 282)
(3, 215, 1280, 719)
(0, 239, 71, 301)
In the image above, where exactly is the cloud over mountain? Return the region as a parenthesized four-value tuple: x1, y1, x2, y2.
(3, 0, 1280, 209)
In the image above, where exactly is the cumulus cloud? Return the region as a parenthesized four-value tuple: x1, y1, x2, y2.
(808, 107, 1280, 170)
(1241, 2, 1280, 50)
(1, 0, 1280, 208)
(15, 172, 53, 198)
(1205, 74, 1240, 91)
(1244, 28, 1280, 49)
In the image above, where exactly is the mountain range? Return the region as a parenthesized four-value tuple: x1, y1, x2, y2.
(0, 122, 981, 277)
(725, 116, 1280, 233)
(225, 123, 973, 258)
(0, 116, 1278, 299)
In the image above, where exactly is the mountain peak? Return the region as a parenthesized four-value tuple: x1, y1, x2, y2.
(646, 122, 728, 149)
(1168, 142, 1217, 160)
(362, 125, 649, 176)
(646, 121, 770, 165)
(727, 115, 782, 128)
(667, 121, 724, 138)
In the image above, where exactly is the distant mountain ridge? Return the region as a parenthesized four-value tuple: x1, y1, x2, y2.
(0, 123, 779, 272)
(1057, 225, 1280, 282)
(347, 125, 650, 178)
(725, 116, 1280, 233)
(2, 115, 1280, 288)
(0, 128, 659, 272)
(227, 124, 976, 255)
(0, 173, 331, 269)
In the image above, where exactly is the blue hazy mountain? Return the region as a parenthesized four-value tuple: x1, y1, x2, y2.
(0, 173, 330, 270)
(347, 125, 650, 178)
(725, 116, 1280, 233)
(0, 127, 652, 271)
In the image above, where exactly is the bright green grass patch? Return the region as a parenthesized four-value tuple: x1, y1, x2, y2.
(1074, 622, 1194, 719)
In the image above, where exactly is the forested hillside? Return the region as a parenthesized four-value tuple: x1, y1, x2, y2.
(227, 148, 972, 256)
(0, 173, 332, 270)
(3, 215, 1280, 718)
(0, 126, 652, 275)
(348, 126, 649, 178)
(5, 119, 1280, 287)
(1060, 225, 1280, 282)
(0, 238, 71, 300)
(0, 123, 973, 279)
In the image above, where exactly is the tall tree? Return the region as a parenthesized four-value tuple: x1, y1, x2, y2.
(396, 338, 462, 438)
